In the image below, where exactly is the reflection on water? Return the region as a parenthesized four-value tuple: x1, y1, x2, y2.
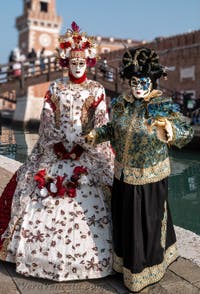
(169, 149, 200, 235)
(0, 125, 39, 162)
(0, 125, 200, 235)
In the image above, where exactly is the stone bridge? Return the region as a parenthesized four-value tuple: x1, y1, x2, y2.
(0, 54, 129, 101)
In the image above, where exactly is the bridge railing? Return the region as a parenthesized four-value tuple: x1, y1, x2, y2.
(0, 54, 60, 83)
(0, 55, 65, 95)
(1, 54, 193, 102)
(0, 54, 129, 97)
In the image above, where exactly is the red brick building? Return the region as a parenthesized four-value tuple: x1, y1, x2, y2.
(96, 36, 142, 55)
(16, 0, 62, 56)
(148, 31, 200, 104)
(102, 30, 200, 109)
(13, 0, 62, 123)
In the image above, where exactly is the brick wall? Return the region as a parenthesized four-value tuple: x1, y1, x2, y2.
(103, 30, 200, 100)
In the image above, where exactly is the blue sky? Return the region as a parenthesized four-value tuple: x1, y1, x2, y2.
(0, 0, 199, 63)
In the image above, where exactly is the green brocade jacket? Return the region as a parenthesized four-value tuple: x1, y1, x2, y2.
(95, 91, 194, 185)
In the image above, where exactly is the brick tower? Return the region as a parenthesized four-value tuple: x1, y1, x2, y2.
(16, 0, 62, 56)
(14, 0, 62, 125)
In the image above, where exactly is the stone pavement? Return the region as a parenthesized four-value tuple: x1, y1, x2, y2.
(0, 157, 200, 293)
(1, 258, 200, 294)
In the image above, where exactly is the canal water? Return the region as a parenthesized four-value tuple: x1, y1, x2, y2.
(0, 125, 200, 236)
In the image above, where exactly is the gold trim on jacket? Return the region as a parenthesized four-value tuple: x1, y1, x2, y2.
(114, 157, 171, 185)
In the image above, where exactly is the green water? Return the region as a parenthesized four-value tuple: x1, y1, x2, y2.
(169, 149, 200, 235)
(0, 126, 200, 235)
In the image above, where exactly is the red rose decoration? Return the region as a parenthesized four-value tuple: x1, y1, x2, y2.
(60, 43, 65, 49)
(64, 41, 71, 48)
(67, 188, 76, 198)
(71, 174, 80, 182)
(73, 35, 82, 44)
(82, 41, 91, 49)
(86, 58, 96, 67)
(56, 176, 66, 197)
(73, 166, 88, 175)
(54, 142, 67, 159)
(59, 58, 69, 68)
(34, 169, 46, 189)
(60, 41, 71, 49)
(66, 181, 77, 198)
(35, 165, 88, 200)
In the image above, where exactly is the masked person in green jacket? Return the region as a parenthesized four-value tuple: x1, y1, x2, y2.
(86, 47, 194, 292)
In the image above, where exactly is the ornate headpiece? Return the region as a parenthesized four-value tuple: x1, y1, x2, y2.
(121, 47, 167, 85)
(57, 21, 97, 68)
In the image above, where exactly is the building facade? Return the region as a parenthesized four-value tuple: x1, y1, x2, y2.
(102, 30, 200, 111)
(14, 0, 62, 124)
(2, 1, 199, 123)
(12, 0, 144, 124)
(96, 36, 142, 55)
(16, 0, 62, 56)
(147, 31, 200, 109)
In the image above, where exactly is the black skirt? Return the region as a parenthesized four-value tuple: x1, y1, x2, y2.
(111, 177, 178, 292)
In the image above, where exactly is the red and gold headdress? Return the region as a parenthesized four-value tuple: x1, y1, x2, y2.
(57, 21, 97, 68)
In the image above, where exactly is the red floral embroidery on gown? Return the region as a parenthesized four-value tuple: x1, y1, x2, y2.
(0, 78, 114, 281)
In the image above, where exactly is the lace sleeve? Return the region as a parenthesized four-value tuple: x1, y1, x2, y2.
(38, 85, 64, 148)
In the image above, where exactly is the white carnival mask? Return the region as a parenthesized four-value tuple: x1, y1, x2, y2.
(131, 76, 152, 99)
(69, 58, 87, 78)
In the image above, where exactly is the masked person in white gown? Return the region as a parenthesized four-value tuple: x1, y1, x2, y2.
(0, 22, 114, 281)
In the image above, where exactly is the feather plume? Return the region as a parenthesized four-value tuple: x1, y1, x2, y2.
(71, 21, 80, 32)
